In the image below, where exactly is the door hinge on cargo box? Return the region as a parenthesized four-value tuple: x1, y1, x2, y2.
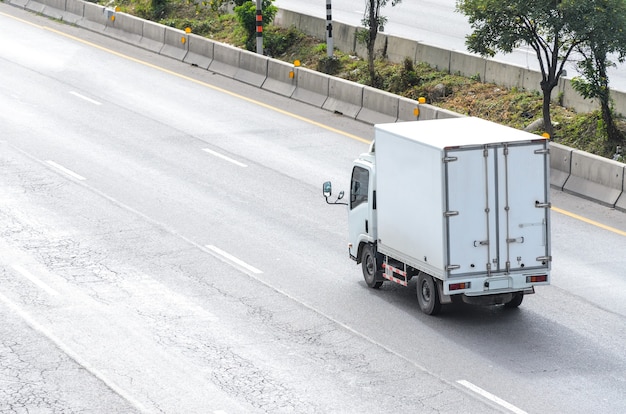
(534, 148, 550, 155)
(443, 156, 458, 163)
(444, 211, 459, 217)
(535, 201, 551, 208)
(446, 265, 460, 271)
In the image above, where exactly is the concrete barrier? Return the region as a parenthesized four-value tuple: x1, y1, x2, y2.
(322, 77, 364, 118)
(357, 87, 398, 124)
(292, 67, 330, 107)
(160, 26, 188, 61)
(24, 0, 46, 14)
(183, 34, 213, 69)
(274, 9, 301, 32)
(105, 12, 143, 45)
(354, 32, 387, 62)
(485, 60, 524, 88)
(563, 150, 625, 207)
(616, 190, 626, 212)
(8, 0, 30, 8)
(296, 13, 325, 39)
(450, 50, 486, 80)
(415, 42, 451, 72)
(261, 59, 296, 97)
(385, 35, 418, 64)
(333, 21, 357, 53)
(65, 0, 84, 23)
(549, 142, 573, 190)
(209, 42, 242, 78)
(560, 80, 597, 112)
(34, 0, 67, 20)
(398, 97, 420, 121)
(79, 2, 110, 33)
(139, 20, 165, 53)
(235, 49, 269, 87)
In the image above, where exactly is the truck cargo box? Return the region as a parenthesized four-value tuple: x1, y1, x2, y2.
(374, 118, 551, 289)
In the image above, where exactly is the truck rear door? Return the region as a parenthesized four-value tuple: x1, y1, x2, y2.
(444, 141, 550, 276)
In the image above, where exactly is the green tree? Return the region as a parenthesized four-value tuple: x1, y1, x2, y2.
(360, 0, 402, 87)
(570, 0, 626, 149)
(234, 0, 277, 52)
(456, 0, 591, 138)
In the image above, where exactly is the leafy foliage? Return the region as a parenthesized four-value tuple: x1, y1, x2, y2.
(456, 0, 594, 138)
(570, 0, 626, 146)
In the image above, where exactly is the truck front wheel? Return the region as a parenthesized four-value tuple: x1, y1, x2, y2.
(416, 273, 441, 315)
(361, 244, 383, 289)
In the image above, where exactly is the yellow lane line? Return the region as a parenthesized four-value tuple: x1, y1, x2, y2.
(4, 11, 626, 237)
(552, 206, 626, 237)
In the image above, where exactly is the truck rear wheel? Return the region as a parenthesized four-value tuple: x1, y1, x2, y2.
(504, 292, 524, 308)
(416, 273, 441, 315)
(361, 244, 383, 289)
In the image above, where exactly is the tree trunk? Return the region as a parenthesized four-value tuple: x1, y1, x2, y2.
(540, 86, 555, 138)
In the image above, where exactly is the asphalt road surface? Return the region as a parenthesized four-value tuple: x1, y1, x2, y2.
(274, 0, 626, 93)
(1, 4, 625, 413)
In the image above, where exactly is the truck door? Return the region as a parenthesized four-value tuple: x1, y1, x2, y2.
(348, 165, 374, 259)
(496, 142, 550, 272)
(444, 142, 550, 276)
(444, 146, 498, 275)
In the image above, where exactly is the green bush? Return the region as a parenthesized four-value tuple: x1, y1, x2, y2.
(234, 0, 277, 51)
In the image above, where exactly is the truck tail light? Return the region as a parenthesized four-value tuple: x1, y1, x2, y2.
(527, 275, 548, 283)
(449, 282, 470, 291)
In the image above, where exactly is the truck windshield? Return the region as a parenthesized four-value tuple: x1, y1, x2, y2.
(350, 166, 369, 209)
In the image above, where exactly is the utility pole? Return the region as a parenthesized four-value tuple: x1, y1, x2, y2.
(326, 0, 333, 57)
(256, 0, 263, 54)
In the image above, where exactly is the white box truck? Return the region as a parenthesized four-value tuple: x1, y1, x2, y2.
(323, 117, 551, 315)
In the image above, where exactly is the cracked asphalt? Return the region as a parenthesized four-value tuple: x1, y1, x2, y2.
(1, 4, 625, 413)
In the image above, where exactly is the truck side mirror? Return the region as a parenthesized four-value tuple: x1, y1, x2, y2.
(322, 181, 347, 205)
(323, 181, 332, 198)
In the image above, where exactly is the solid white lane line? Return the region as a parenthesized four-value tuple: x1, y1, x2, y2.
(202, 148, 248, 168)
(69, 91, 102, 105)
(205, 245, 263, 275)
(46, 160, 86, 181)
(11, 264, 59, 296)
(457, 380, 528, 414)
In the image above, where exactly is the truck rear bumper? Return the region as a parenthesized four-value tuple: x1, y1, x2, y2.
(443, 272, 549, 296)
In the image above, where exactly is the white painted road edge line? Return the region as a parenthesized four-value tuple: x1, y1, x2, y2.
(46, 160, 86, 181)
(457, 380, 528, 414)
(11, 264, 59, 296)
(205, 245, 263, 275)
(69, 91, 102, 105)
(202, 148, 248, 168)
